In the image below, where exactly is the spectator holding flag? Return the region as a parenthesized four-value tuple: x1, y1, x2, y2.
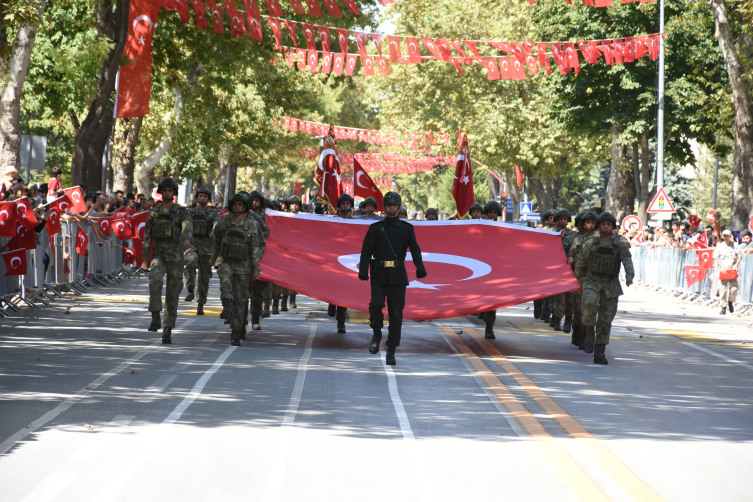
(714, 230, 742, 315)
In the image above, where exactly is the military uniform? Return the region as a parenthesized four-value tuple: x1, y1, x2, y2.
(479, 201, 503, 339)
(575, 212, 634, 364)
(359, 191, 426, 365)
(183, 192, 220, 311)
(567, 211, 597, 349)
(245, 191, 270, 330)
(550, 209, 574, 332)
(212, 194, 261, 345)
(144, 178, 193, 342)
(534, 209, 558, 322)
(328, 194, 354, 333)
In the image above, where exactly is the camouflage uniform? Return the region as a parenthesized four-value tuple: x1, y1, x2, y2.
(551, 209, 574, 331)
(212, 202, 261, 345)
(575, 219, 634, 364)
(567, 210, 597, 349)
(184, 204, 220, 305)
(246, 194, 269, 328)
(535, 209, 558, 322)
(144, 202, 193, 329)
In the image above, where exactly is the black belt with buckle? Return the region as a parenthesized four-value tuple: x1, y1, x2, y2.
(374, 260, 402, 268)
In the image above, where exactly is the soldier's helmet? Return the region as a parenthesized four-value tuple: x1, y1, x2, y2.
(543, 209, 556, 220)
(555, 209, 571, 220)
(263, 198, 274, 209)
(573, 211, 585, 226)
(248, 190, 264, 205)
(288, 195, 302, 204)
(157, 177, 179, 194)
(196, 187, 211, 197)
(362, 196, 379, 207)
(425, 208, 438, 217)
(597, 211, 617, 226)
(272, 200, 282, 210)
(398, 207, 408, 216)
(358, 201, 364, 209)
(277, 196, 287, 203)
(227, 193, 250, 212)
(483, 200, 503, 214)
(336, 193, 354, 208)
(581, 210, 598, 223)
(382, 191, 401, 205)
(469, 203, 483, 213)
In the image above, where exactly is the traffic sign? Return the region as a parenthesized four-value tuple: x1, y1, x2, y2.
(622, 215, 643, 232)
(506, 199, 513, 212)
(520, 202, 532, 215)
(647, 187, 675, 213)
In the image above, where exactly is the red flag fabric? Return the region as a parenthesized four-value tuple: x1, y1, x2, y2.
(697, 247, 714, 270)
(204, 0, 225, 33)
(515, 164, 525, 187)
(345, 54, 358, 76)
(421, 38, 443, 60)
(318, 26, 331, 52)
(131, 211, 149, 242)
(0, 201, 18, 237)
(689, 215, 702, 227)
(685, 265, 704, 287)
(307, 50, 319, 73)
(302, 23, 317, 50)
(376, 55, 393, 76)
(261, 0, 284, 16)
(64, 186, 87, 214)
(7, 222, 36, 251)
(221, 0, 246, 37)
(339, 0, 360, 15)
(260, 213, 578, 320)
(697, 231, 708, 246)
(303, 0, 322, 16)
(124, 247, 137, 265)
(315, 126, 344, 206)
(387, 35, 401, 63)
(188, 0, 210, 29)
(14, 197, 38, 229)
(112, 217, 136, 240)
(48, 194, 73, 214)
(75, 227, 89, 256)
(336, 29, 348, 58)
(321, 0, 342, 16)
(484, 58, 500, 80)
(333, 52, 345, 75)
(239, 0, 262, 40)
(2, 249, 27, 276)
(286, 0, 307, 15)
(116, 0, 160, 118)
(406, 37, 422, 64)
(46, 209, 61, 236)
(284, 20, 298, 47)
(321, 51, 333, 73)
(353, 158, 384, 210)
(452, 134, 475, 219)
(267, 18, 282, 48)
(98, 217, 113, 237)
(161, 0, 191, 23)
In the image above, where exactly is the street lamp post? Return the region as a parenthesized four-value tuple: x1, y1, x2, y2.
(656, 0, 666, 189)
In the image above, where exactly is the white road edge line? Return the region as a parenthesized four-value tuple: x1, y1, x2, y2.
(685, 342, 753, 371)
(261, 324, 317, 502)
(0, 318, 196, 456)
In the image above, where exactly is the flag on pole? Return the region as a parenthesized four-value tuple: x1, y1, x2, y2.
(352, 157, 384, 210)
(451, 132, 475, 219)
(314, 122, 344, 206)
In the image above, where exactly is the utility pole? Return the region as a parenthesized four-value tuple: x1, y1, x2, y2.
(656, 0, 666, 189)
(712, 135, 720, 210)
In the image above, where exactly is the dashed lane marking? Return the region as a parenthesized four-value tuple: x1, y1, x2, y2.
(685, 342, 753, 371)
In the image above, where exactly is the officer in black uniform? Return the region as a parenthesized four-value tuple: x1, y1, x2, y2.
(358, 191, 427, 365)
(327, 193, 355, 333)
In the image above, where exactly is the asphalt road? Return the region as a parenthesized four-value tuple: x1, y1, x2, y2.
(1, 277, 752, 502)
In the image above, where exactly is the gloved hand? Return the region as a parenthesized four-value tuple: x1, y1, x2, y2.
(358, 272, 369, 281)
(416, 269, 427, 279)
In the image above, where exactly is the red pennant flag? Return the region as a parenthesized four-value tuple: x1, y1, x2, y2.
(188, 0, 210, 29)
(64, 186, 87, 214)
(421, 38, 442, 60)
(564, 42, 580, 73)
(355, 31, 369, 60)
(261, 0, 284, 16)
(317, 26, 331, 52)
(161, 0, 191, 23)
(0, 201, 17, 237)
(515, 164, 525, 187)
(221, 0, 247, 37)
(286, 0, 307, 15)
(353, 158, 384, 210)
(465, 41, 483, 63)
(436, 39, 453, 61)
(302, 23, 317, 50)
(112, 218, 135, 240)
(525, 53, 539, 74)
(499, 57, 512, 79)
(452, 134, 475, 219)
(75, 227, 89, 256)
(294, 48, 306, 69)
(371, 33, 383, 56)
(284, 48, 295, 67)
(46, 209, 61, 236)
(336, 29, 348, 58)
(537, 42, 551, 75)
(376, 55, 393, 76)
(624, 36, 635, 63)
(2, 249, 27, 276)
(333, 52, 345, 75)
(578, 40, 600, 65)
(267, 18, 282, 49)
(345, 54, 358, 76)
(204, 0, 224, 33)
(316, 124, 344, 206)
(697, 231, 708, 247)
(240, 0, 262, 40)
(284, 20, 298, 48)
(116, 0, 161, 118)
(362, 55, 375, 76)
(339, 0, 360, 15)
(484, 58, 500, 80)
(303, 0, 322, 16)
(635, 36, 648, 60)
(406, 37, 422, 64)
(510, 57, 526, 79)
(98, 217, 113, 237)
(697, 248, 714, 270)
(321, 51, 333, 73)
(49, 194, 73, 214)
(124, 247, 137, 265)
(689, 214, 702, 227)
(14, 197, 37, 230)
(307, 50, 319, 73)
(600, 40, 615, 65)
(450, 39, 470, 63)
(321, 0, 341, 16)
(7, 221, 36, 251)
(685, 265, 704, 287)
(131, 211, 149, 242)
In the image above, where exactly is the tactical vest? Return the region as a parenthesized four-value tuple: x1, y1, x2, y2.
(151, 210, 179, 242)
(588, 240, 621, 277)
(221, 220, 251, 261)
(192, 211, 212, 237)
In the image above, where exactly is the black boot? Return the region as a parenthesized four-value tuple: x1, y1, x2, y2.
(593, 343, 608, 364)
(230, 330, 241, 346)
(551, 316, 562, 331)
(477, 312, 484, 320)
(328, 304, 336, 317)
(262, 303, 270, 318)
(239, 327, 247, 340)
(562, 315, 573, 334)
(251, 314, 261, 330)
(729, 301, 734, 313)
(337, 321, 346, 333)
(184, 290, 195, 302)
(385, 346, 396, 365)
(578, 326, 587, 350)
(281, 296, 288, 312)
(720, 306, 727, 315)
(571, 324, 581, 346)
(369, 331, 382, 354)
(148, 311, 161, 332)
(272, 299, 279, 315)
(220, 303, 228, 319)
(162, 326, 172, 344)
(197, 304, 204, 316)
(485, 325, 496, 339)
(541, 304, 551, 323)
(533, 301, 542, 319)
(583, 326, 596, 354)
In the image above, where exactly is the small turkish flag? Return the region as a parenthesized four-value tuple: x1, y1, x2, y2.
(2, 249, 27, 276)
(499, 57, 512, 79)
(131, 210, 149, 242)
(684, 265, 704, 287)
(0, 201, 18, 237)
(321, 51, 333, 74)
(286, 0, 307, 15)
(353, 158, 384, 210)
(339, 0, 360, 15)
(15, 197, 38, 229)
(484, 58, 501, 80)
(322, 0, 341, 17)
(697, 248, 714, 270)
(452, 133, 475, 219)
(421, 38, 442, 60)
(345, 54, 358, 76)
(75, 227, 89, 256)
(689, 215, 702, 227)
(697, 231, 708, 246)
(308, 50, 319, 73)
(124, 247, 137, 265)
(387, 35, 401, 63)
(112, 218, 135, 240)
(267, 18, 282, 48)
(406, 37, 422, 64)
(49, 194, 73, 214)
(46, 209, 61, 236)
(376, 56, 393, 76)
(262, 0, 284, 16)
(241, 0, 263, 41)
(332, 53, 345, 75)
(98, 217, 113, 237)
(204, 0, 225, 33)
(362, 55, 375, 77)
(7, 222, 36, 251)
(64, 186, 87, 213)
(515, 164, 525, 187)
(162, 0, 190, 23)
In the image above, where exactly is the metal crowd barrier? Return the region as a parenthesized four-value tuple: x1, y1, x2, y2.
(0, 216, 146, 316)
(631, 246, 753, 304)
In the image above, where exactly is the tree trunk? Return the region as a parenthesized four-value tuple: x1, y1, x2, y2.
(637, 131, 652, 224)
(214, 160, 229, 208)
(504, 167, 522, 220)
(71, 0, 130, 189)
(0, 24, 39, 172)
(711, 0, 753, 229)
(135, 88, 184, 195)
(226, 161, 237, 200)
(112, 117, 142, 193)
(528, 176, 556, 214)
(604, 126, 636, 223)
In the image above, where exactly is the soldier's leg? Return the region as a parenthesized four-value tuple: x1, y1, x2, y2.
(562, 291, 574, 334)
(572, 290, 583, 346)
(183, 248, 198, 301)
(217, 263, 235, 324)
(250, 279, 265, 329)
(289, 290, 297, 308)
(484, 310, 496, 339)
(230, 273, 250, 345)
(368, 279, 388, 354)
(272, 284, 283, 314)
(196, 254, 212, 305)
(729, 279, 739, 312)
(281, 289, 289, 311)
(336, 306, 347, 333)
(147, 257, 166, 331)
(594, 291, 618, 364)
(581, 287, 600, 354)
(551, 293, 564, 330)
(263, 282, 272, 317)
(385, 284, 406, 348)
(533, 299, 542, 319)
(163, 261, 184, 329)
(541, 296, 552, 322)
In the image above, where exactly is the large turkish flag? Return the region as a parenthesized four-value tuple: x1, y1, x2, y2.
(259, 212, 578, 321)
(116, 0, 160, 118)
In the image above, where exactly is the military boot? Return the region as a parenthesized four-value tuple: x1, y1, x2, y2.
(262, 303, 271, 318)
(148, 311, 161, 332)
(551, 316, 562, 331)
(477, 312, 485, 320)
(485, 325, 496, 339)
(197, 304, 204, 316)
(729, 301, 735, 313)
(272, 299, 279, 315)
(385, 346, 396, 366)
(541, 304, 551, 323)
(720, 306, 726, 315)
(583, 326, 596, 354)
(571, 325, 581, 346)
(222, 299, 233, 325)
(593, 343, 608, 364)
(578, 326, 587, 350)
(220, 306, 228, 319)
(281, 296, 288, 312)
(239, 327, 247, 340)
(533, 301, 542, 319)
(230, 330, 241, 346)
(251, 314, 261, 330)
(290, 297, 297, 309)
(562, 315, 573, 334)
(336, 309, 346, 333)
(328, 304, 336, 317)
(184, 290, 195, 302)
(369, 330, 382, 354)
(162, 327, 172, 344)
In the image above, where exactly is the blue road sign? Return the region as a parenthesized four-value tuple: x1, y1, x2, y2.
(506, 199, 513, 212)
(520, 202, 532, 215)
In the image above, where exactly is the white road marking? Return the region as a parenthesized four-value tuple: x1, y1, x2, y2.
(261, 325, 317, 502)
(135, 374, 178, 403)
(18, 472, 77, 502)
(94, 345, 236, 502)
(69, 415, 135, 462)
(685, 342, 753, 371)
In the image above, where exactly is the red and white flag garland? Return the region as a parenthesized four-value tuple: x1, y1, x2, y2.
(299, 148, 455, 174)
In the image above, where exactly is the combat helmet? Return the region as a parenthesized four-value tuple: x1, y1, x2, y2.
(362, 196, 379, 208)
(288, 195, 302, 204)
(581, 210, 598, 224)
(336, 193, 354, 208)
(597, 211, 617, 227)
(425, 208, 438, 217)
(157, 177, 179, 194)
(263, 198, 274, 209)
(573, 211, 585, 226)
(248, 190, 264, 207)
(483, 200, 504, 215)
(227, 193, 250, 212)
(382, 191, 401, 205)
(398, 207, 408, 216)
(555, 208, 571, 220)
(272, 200, 282, 210)
(196, 187, 211, 197)
(469, 202, 483, 214)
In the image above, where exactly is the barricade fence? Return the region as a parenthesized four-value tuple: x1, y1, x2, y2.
(630, 246, 753, 306)
(0, 218, 145, 317)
